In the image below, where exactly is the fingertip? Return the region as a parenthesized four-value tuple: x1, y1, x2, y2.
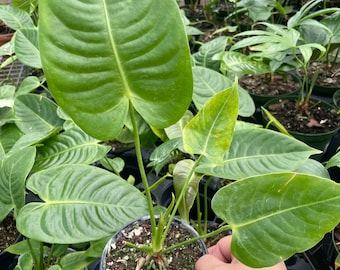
(195, 254, 227, 270)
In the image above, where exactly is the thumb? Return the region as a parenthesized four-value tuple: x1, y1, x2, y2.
(195, 254, 232, 270)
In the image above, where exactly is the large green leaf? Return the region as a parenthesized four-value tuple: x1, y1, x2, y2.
(325, 151, 340, 169)
(16, 76, 41, 95)
(12, 0, 38, 13)
(15, 27, 42, 68)
(147, 137, 183, 175)
(17, 164, 149, 243)
(295, 159, 330, 179)
(0, 107, 15, 127)
(39, 0, 193, 140)
(196, 128, 321, 179)
(192, 66, 254, 117)
(59, 251, 95, 270)
(183, 81, 238, 162)
(321, 12, 340, 43)
(212, 172, 340, 267)
(14, 93, 64, 134)
(0, 146, 36, 221)
(192, 36, 228, 71)
(33, 127, 111, 171)
(0, 85, 15, 108)
(232, 24, 300, 53)
(237, 0, 276, 22)
(0, 5, 34, 30)
(0, 123, 24, 158)
(218, 51, 270, 77)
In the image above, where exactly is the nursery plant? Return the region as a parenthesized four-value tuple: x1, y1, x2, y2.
(0, 3, 41, 69)
(220, 1, 340, 144)
(5, 0, 340, 269)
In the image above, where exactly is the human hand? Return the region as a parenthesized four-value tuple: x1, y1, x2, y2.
(195, 235, 287, 270)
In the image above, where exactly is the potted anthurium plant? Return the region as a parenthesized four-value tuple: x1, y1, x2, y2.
(223, 0, 340, 150)
(5, 0, 340, 269)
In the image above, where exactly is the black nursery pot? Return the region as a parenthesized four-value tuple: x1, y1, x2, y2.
(0, 219, 22, 270)
(100, 216, 207, 270)
(262, 96, 340, 151)
(333, 89, 340, 109)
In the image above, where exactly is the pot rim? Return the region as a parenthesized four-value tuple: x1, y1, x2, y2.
(100, 215, 208, 269)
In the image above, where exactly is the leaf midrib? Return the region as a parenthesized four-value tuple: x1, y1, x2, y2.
(102, 0, 132, 99)
(233, 192, 340, 230)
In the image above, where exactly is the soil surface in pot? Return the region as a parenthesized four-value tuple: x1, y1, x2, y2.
(180, 4, 231, 44)
(239, 73, 300, 96)
(0, 215, 20, 253)
(267, 99, 340, 134)
(303, 62, 340, 88)
(104, 222, 204, 270)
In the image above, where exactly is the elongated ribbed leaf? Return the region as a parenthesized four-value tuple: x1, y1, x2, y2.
(17, 164, 149, 243)
(326, 151, 340, 169)
(219, 51, 270, 76)
(14, 93, 64, 134)
(0, 85, 15, 108)
(15, 27, 42, 68)
(0, 5, 34, 30)
(0, 107, 15, 127)
(12, 0, 38, 13)
(296, 159, 330, 178)
(33, 127, 111, 171)
(192, 66, 254, 117)
(148, 137, 183, 175)
(0, 146, 36, 221)
(16, 76, 41, 94)
(196, 128, 320, 179)
(183, 82, 238, 162)
(192, 36, 228, 71)
(39, 0, 192, 140)
(0, 123, 23, 158)
(212, 172, 340, 267)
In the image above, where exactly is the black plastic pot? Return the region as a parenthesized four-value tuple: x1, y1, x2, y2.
(100, 216, 207, 270)
(240, 73, 302, 108)
(321, 133, 340, 183)
(332, 227, 340, 270)
(303, 232, 336, 270)
(333, 89, 340, 109)
(262, 96, 340, 151)
(0, 233, 22, 270)
(312, 84, 340, 97)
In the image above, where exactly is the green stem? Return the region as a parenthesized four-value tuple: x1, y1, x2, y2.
(46, 244, 54, 267)
(160, 224, 232, 255)
(128, 101, 157, 244)
(332, 48, 339, 65)
(142, 173, 172, 195)
(203, 176, 213, 234)
(27, 239, 40, 269)
(195, 190, 202, 234)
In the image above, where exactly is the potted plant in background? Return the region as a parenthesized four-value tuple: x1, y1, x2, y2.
(288, 0, 340, 96)
(222, 0, 340, 150)
(1, 0, 340, 269)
